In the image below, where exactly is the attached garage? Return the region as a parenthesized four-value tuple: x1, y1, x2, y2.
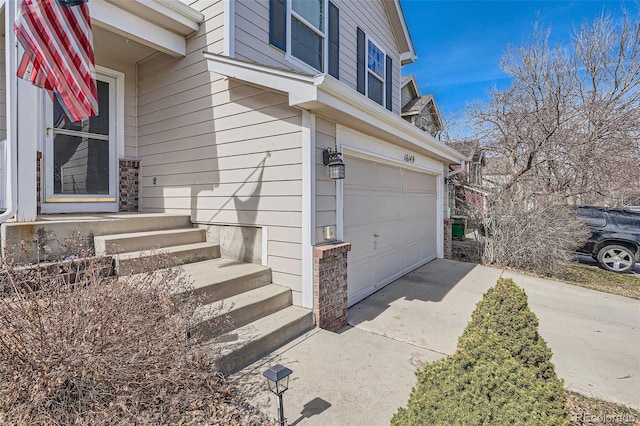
(344, 154, 438, 306)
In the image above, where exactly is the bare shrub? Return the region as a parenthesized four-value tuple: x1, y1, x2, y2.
(0, 242, 268, 425)
(478, 192, 591, 276)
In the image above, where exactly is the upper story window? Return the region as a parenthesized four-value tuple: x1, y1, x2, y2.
(270, 0, 339, 77)
(367, 39, 385, 105)
(291, 0, 324, 71)
(357, 28, 393, 111)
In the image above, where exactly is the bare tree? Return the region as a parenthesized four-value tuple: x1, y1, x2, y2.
(461, 10, 639, 273)
(470, 9, 640, 206)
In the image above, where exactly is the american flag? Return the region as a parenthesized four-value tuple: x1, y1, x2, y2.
(14, 0, 98, 122)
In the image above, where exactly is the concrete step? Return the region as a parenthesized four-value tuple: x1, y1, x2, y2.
(95, 228, 207, 255)
(177, 258, 272, 305)
(195, 284, 293, 340)
(212, 305, 314, 375)
(88, 214, 193, 236)
(115, 242, 221, 275)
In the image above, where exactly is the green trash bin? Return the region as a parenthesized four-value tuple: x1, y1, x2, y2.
(451, 215, 466, 239)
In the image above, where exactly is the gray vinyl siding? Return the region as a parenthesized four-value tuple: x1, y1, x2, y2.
(332, 0, 400, 113)
(234, 0, 401, 114)
(314, 117, 337, 244)
(138, 0, 305, 301)
(401, 85, 413, 109)
(234, 0, 294, 70)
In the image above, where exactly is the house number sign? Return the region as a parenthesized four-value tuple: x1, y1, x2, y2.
(404, 153, 415, 163)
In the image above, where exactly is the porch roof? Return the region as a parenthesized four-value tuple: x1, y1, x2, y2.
(90, 0, 204, 57)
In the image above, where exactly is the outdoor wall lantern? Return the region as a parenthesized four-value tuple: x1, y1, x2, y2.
(263, 364, 293, 426)
(323, 147, 346, 180)
(445, 177, 455, 191)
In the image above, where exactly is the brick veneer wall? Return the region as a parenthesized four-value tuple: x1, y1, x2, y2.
(119, 159, 139, 212)
(444, 219, 453, 260)
(313, 242, 352, 332)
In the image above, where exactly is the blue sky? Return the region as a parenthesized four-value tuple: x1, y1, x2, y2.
(400, 1, 635, 119)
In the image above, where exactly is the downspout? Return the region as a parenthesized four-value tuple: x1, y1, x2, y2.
(0, 0, 18, 223)
(447, 160, 466, 178)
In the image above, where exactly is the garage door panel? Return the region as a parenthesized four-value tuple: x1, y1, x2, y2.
(375, 163, 402, 189)
(374, 192, 403, 221)
(403, 193, 429, 214)
(348, 262, 375, 305)
(344, 157, 380, 187)
(373, 221, 402, 251)
(402, 240, 424, 269)
(344, 155, 439, 306)
(375, 249, 403, 286)
(344, 224, 374, 263)
(420, 196, 437, 217)
(402, 216, 424, 243)
(404, 170, 437, 192)
(422, 237, 438, 260)
(344, 192, 377, 225)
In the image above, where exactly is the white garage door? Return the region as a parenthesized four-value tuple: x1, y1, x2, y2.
(344, 155, 438, 306)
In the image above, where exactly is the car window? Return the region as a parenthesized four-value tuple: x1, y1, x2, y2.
(577, 209, 607, 227)
(611, 212, 640, 230)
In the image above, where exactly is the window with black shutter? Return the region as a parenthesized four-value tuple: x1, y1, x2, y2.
(269, 0, 287, 51)
(356, 27, 366, 94)
(385, 55, 393, 111)
(328, 2, 339, 78)
(356, 29, 392, 107)
(269, 0, 339, 74)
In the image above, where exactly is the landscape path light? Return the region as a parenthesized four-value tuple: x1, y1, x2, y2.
(263, 363, 293, 426)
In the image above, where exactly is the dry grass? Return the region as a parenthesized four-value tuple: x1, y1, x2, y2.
(554, 265, 640, 300)
(0, 237, 272, 425)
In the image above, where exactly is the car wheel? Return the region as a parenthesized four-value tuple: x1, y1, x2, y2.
(596, 245, 636, 273)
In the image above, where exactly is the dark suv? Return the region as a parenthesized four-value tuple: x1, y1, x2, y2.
(576, 206, 640, 273)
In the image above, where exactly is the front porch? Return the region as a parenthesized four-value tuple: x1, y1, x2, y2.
(1, 0, 204, 221)
(1, 212, 314, 375)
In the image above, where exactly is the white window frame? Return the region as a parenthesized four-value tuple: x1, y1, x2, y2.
(366, 35, 386, 106)
(286, 0, 329, 74)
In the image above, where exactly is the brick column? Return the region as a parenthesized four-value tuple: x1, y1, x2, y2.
(36, 151, 42, 214)
(443, 219, 453, 260)
(313, 242, 352, 332)
(119, 159, 140, 212)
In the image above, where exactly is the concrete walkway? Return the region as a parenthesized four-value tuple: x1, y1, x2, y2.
(230, 259, 640, 425)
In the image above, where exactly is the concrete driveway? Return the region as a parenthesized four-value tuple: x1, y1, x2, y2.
(231, 259, 640, 425)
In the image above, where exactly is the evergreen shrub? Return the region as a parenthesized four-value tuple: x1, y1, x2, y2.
(391, 278, 568, 426)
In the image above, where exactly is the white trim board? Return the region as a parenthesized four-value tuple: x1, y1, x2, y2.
(223, 0, 235, 57)
(301, 111, 316, 309)
(337, 125, 443, 175)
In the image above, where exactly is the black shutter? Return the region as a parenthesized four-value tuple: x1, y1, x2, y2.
(328, 2, 339, 79)
(357, 28, 366, 95)
(385, 55, 393, 111)
(269, 0, 286, 51)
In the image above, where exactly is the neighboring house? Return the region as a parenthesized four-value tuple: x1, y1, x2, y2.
(400, 74, 443, 138)
(446, 140, 486, 216)
(482, 156, 515, 190)
(1, 0, 465, 311)
(446, 140, 484, 187)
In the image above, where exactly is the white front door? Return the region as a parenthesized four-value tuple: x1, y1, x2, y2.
(41, 73, 119, 213)
(344, 155, 438, 306)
